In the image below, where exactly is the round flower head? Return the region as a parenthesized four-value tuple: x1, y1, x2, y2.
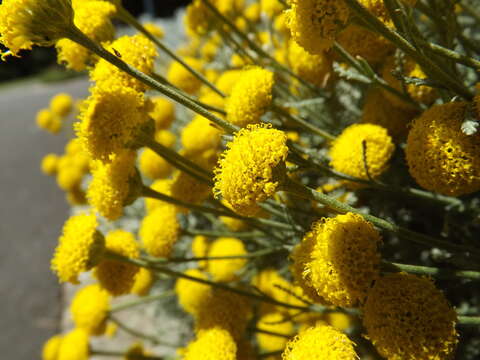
(50, 93, 74, 117)
(95, 230, 140, 296)
(42, 335, 62, 360)
(282, 324, 358, 360)
(88, 150, 140, 221)
(175, 268, 211, 315)
(183, 327, 237, 360)
(36, 108, 62, 134)
(0, 0, 74, 59)
(57, 328, 90, 360)
(166, 57, 203, 94)
(287, 40, 332, 87)
(139, 148, 173, 180)
(75, 85, 150, 163)
(215, 70, 243, 95)
(51, 213, 105, 283)
(286, 0, 350, 54)
(139, 204, 180, 258)
(70, 284, 110, 335)
(131, 268, 155, 296)
(261, 0, 284, 17)
(170, 170, 212, 210)
(207, 237, 247, 282)
(292, 213, 382, 307)
(149, 97, 175, 130)
(144, 178, 173, 214)
(329, 123, 395, 181)
(181, 115, 223, 155)
(192, 235, 210, 269)
(91, 34, 157, 92)
(41, 153, 60, 176)
(56, 0, 116, 71)
(214, 124, 289, 216)
(144, 22, 164, 38)
(363, 273, 458, 360)
(185, 0, 212, 36)
(225, 67, 275, 127)
(256, 312, 294, 352)
(406, 102, 480, 196)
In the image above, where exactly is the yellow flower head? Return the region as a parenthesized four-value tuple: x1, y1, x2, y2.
(282, 324, 358, 360)
(76, 85, 149, 162)
(286, 0, 350, 54)
(245, 3, 261, 22)
(139, 148, 173, 180)
(406, 102, 480, 196)
(225, 67, 275, 127)
(70, 284, 110, 335)
(140, 204, 180, 257)
(95, 229, 140, 296)
(50, 93, 74, 117)
(292, 213, 382, 307)
(131, 268, 155, 296)
(181, 115, 223, 155)
(185, 0, 212, 36)
(91, 34, 157, 92)
(41, 153, 60, 176)
(329, 123, 395, 181)
(170, 168, 212, 209)
(363, 273, 458, 360)
(0, 0, 74, 58)
(56, 156, 86, 191)
(214, 124, 289, 216)
(215, 70, 243, 95)
(144, 22, 164, 38)
(144, 178, 173, 214)
(287, 40, 332, 87)
(256, 312, 294, 352)
(175, 268, 211, 315)
(36, 108, 62, 134)
(57, 328, 90, 360)
(167, 57, 204, 95)
(261, 0, 284, 17)
(42, 335, 62, 360)
(51, 213, 105, 283)
(56, 0, 116, 70)
(88, 150, 140, 221)
(183, 327, 237, 360)
(207, 237, 247, 282)
(149, 97, 175, 130)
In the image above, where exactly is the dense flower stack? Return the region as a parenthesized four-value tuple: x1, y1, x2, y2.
(2, 0, 480, 359)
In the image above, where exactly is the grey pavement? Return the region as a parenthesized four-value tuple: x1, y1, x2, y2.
(0, 77, 88, 359)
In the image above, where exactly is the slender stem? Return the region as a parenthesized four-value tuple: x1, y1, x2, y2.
(382, 261, 480, 280)
(110, 291, 174, 313)
(250, 327, 293, 338)
(91, 350, 163, 360)
(108, 315, 164, 345)
(65, 26, 238, 134)
(183, 228, 262, 239)
(458, 316, 480, 325)
(115, 5, 225, 97)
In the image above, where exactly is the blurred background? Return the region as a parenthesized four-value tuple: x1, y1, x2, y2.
(0, 1, 189, 359)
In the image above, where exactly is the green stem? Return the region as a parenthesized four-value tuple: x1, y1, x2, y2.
(250, 327, 293, 338)
(115, 5, 225, 97)
(110, 291, 174, 313)
(108, 315, 165, 345)
(65, 26, 238, 134)
(382, 261, 480, 280)
(182, 228, 263, 239)
(458, 316, 480, 325)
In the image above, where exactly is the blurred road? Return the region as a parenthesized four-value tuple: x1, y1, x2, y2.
(0, 77, 88, 359)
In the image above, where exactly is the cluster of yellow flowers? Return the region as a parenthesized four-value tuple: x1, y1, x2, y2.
(2, 0, 480, 359)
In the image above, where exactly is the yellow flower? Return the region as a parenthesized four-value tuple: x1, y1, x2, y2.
(140, 204, 180, 257)
(181, 115, 223, 155)
(131, 268, 155, 296)
(282, 324, 358, 360)
(406, 101, 480, 196)
(329, 123, 395, 181)
(0, 0, 74, 58)
(287, 40, 332, 87)
(41, 153, 60, 176)
(213, 124, 288, 216)
(261, 0, 284, 17)
(42, 335, 62, 360)
(56, 0, 116, 71)
(50, 93, 74, 117)
(215, 70, 243, 95)
(192, 235, 210, 269)
(245, 3, 261, 22)
(36, 108, 62, 134)
(286, 0, 350, 54)
(292, 213, 382, 307)
(57, 328, 90, 360)
(149, 97, 175, 130)
(256, 312, 294, 352)
(51, 213, 105, 283)
(166, 57, 203, 94)
(91, 34, 157, 92)
(75, 84, 150, 163)
(95, 230, 140, 296)
(207, 237, 247, 282)
(144, 22, 164, 38)
(185, 0, 212, 36)
(183, 327, 237, 360)
(170, 167, 212, 209)
(87, 150, 140, 221)
(144, 179, 173, 214)
(139, 148, 173, 180)
(363, 273, 458, 360)
(225, 67, 275, 127)
(175, 268, 211, 315)
(70, 284, 110, 335)
(56, 161, 84, 191)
